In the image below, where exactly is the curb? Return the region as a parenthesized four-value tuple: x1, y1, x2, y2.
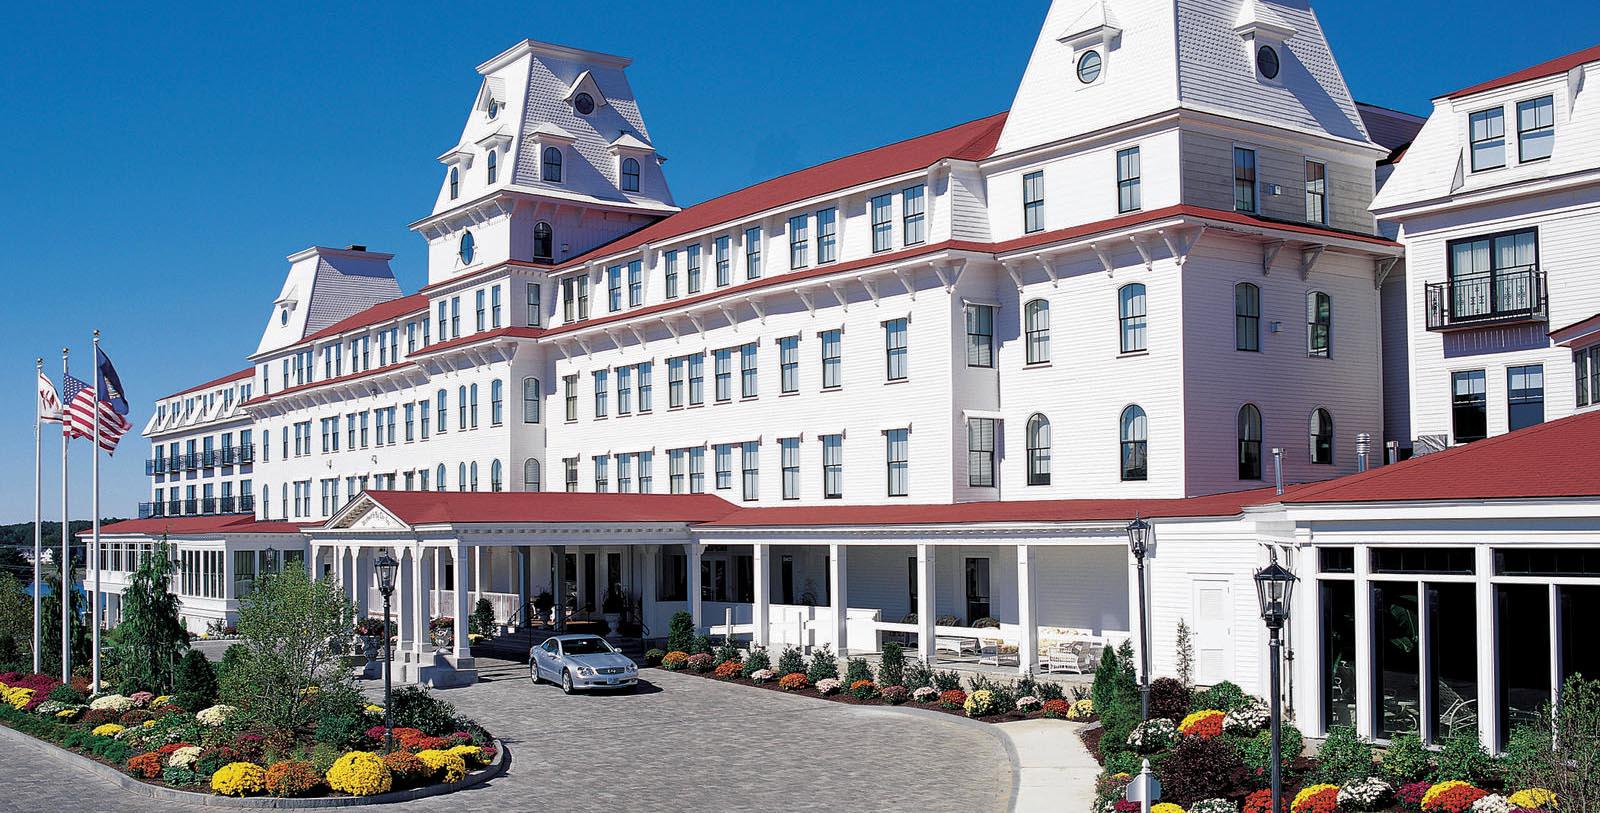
(0, 723, 508, 808)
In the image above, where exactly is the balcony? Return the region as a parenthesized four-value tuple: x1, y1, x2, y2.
(183, 453, 200, 471)
(137, 501, 166, 519)
(165, 457, 182, 474)
(1426, 267, 1547, 331)
(145, 459, 164, 476)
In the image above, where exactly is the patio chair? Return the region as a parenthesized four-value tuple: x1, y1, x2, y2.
(1041, 640, 1093, 674)
(934, 615, 977, 656)
(978, 637, 1019, 666)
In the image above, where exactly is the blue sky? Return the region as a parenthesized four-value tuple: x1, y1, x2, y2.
(0, 1, 1595, 522)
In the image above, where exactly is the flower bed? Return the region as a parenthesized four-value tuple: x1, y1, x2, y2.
(0, 671, 498, 801)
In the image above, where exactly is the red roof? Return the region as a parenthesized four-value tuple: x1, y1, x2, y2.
(698, 487, 1284, 528)
(164, 367, 254, 400)
(298, 293, 431, 347)
(360, 490, 742, 526)
(991, 204, 1400, 255)
(92, 514, 306, 537)
(1283, 409, 1600, 504)
(1550, 311, 1600, 346)
(1443, 43, 1600, 99)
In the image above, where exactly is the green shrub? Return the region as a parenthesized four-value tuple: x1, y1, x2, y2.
(1239, 723, 1303, 777)
(1097, 695, 1139, 759)
(1192, 680, 1247, 713)
(740, 646, 771, 678)
(46, 683, 84, 704)
(642, 648, 665, 667)
(1311, 725, 1377, 783)
(1091, 645, 1124, 716)
(1431, 732, 1497, 785)
(666, 611, 694, 653)
(879, 642, 906, 687)
(1380, 731, 1431, 782)
(806, 645, 838, 682)
(931, 669, 963, 692)
(173, 649, 218, 711)
(902, 659, 933, 690)
(1036, 681, 1066, 701)
(714, 638, 742, 665)
(1149, 676, 1191, 721)
(1498, 724, 1547, 787)
(1105, 750, 1143, 775)
(775, 645, 805, 676)
(690, 634, 714, 655)
(470, 597, 495, 638)
(388, 686, 461, 734)
(217, 643, 251, 684)
(845, 657, 872, 686)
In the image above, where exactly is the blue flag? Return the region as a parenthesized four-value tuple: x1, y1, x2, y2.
(96, 347, 128, 416)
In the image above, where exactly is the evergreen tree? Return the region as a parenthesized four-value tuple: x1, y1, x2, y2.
(39, 562, 90, 678)
(108, 537, 189, 693)
(173, 649, 218, 710)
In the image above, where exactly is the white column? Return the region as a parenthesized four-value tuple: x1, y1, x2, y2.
(308, 544, 320, 581)
(1353, 546, 1374, 739)
(412, 545, 427, 656)
(1474, 545, 1499, 750)
(1017, 544, 1037, 676)
(473, 547, 484, 608)
(752, 543, 769, 647)
(355, 548, 370, 617)
(432, 549, 443, 620)
(917, 543, 936, 664)
(688, 541, 703, 633)
(829, 543, 848, 656)
(552, 545, 567, 630)
(397, 548, 415, 649)
(453, 543, 470, 654)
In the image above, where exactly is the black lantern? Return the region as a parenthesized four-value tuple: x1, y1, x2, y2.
(1125, 514, 1151, 559)
(373, 549, 399, 753)
(1125, 513, 1152, 720)
(1253, 550, 1298, 631)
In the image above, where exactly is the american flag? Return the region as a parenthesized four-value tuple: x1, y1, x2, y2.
(62, 374, 131, 453)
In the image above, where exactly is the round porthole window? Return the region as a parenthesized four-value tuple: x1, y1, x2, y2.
(487, 99, 499, 119)
(573, 92, 595, 116)
(459, 231, 476, 265)
(280, 308, 289, 326)
(1258, 45, 1281, 80)
(1076, 50, 1103, 84)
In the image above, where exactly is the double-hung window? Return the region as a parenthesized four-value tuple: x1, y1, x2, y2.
(664, 251, 679, 299)
(1452, 370, 1487, 443)
(789, 215, 809, 269)
(1025, 299, 1050, 364)
(1023, 171, 1044, 233)
(902, 185, 925, 246)
(1238, 404, 1263, 479)
(491, 285, 502, 328)
(715, 444, 733, 490)
(688, 353, 704, 405)
(607, 265, 623, 312)
(668, 358, 685, 408)
(689, 447, 706, 493)
(450, 297, 460, 337)
(563, 374, 578, 421)
(686, 244, 702, 294)
(1517, 96, 1554, 162)
(1234, 147, 1258, 212)
(816, 208, 837, 264)
(637, 362, 653, 412)
(1305, 160, 1327, 224)
(715, 236, 731, 286)
(627, 260, 643, 306)
(1576, 346, 1600, 408)
(820, 329, 842, 389)
(885, 429, 909, 497)
(714, 348, 733, 402)
(593, 370, 608, 417)
(1307, 292, 1332, 358)
(871, 194, 893, 252)
(740, 441, 759, 501)
(523, 377, 540, 423)
(526, 282, 541, 327)
(745, 227, 762, 279)
(780, 438, 800, 500)
(821, 434, 843, 499)
(616, 365, 633, 415)
(594, 455, 609, 493)
(1119, 284, 1147, 353)
(564, 457, 579, 492)
(965, 304, 994, 367)
(1507, 364, 1545, 432)
(967, 418, 996, 487)
(669, 450, 686, 494)
(884, 318, 908, 381)
(1117, 147, 1141, 213)
(778, 336, 799, 393)
(740, 342, 758, 398)
(1470, 107, 1506, 171)
(1235, 283, 1260, 351)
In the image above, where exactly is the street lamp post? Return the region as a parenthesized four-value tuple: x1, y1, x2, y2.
(374, 550, 399, 754)
(1126, 514, 1152, 720)
(1254, 549, 1298, 813)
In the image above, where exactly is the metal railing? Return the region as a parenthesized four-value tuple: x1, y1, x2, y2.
(1425, 266, 1546, 330)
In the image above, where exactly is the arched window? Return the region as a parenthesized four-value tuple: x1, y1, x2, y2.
(1238, 404, 1263, 480)
(449, 166, 459, 200)
(1025, 299, 1051, 364)
(533, 221, 554, 261)
(1235, 282, 1260, 351)
(458, 463, 467, 492)
(524, 458, 542, 492)
(486, 150, 498, 184)
(1119, 283, 1147, 353)
(261, 484, 270, 519)
(436, 389, 448, 432)
(523, 377, 541, 423)
(621, 157, 640, 192)
(490, 460, 503, 492)
(436, 464, 447, 491)
(1307, 291, 1332, 358)
(1310, 408, 1334, 465)
(1026, 413, 1051, 486)
(470, 383, 480, 428)
(490, 379, 504, 426)
(1121, 405, 1148, 481)
(458, 385, 467, 428)
(542, 146, 563, 183)
(470, 462, 480, 492)
(458, 231, 475, 265)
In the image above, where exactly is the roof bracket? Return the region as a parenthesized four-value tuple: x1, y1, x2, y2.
(1090, 243, 1116, 277)
(1037, 255, 1060, 287)
(661, 317, 681, 343)
(1261, 240, 1286, 276)
(1130, 236, 1154, 270)
(1002, 261, 1026, 292)
(717, 303, 740, 332)
(1160, 225, 1206, 266)
(1299, 245, 1325, 281)
(1374, 257, 1399, 290)
(749, 297, 768, 324)
(892, 267, 917, 301)
(796, 288, 817, 317)
(687, 313, 707, 339)
(932, 259, 966, 292)
(826, 281, 850, 313)
(574, 337, 593, 360)
(861, 277, 882, 306)
(627, 324, 648, 347)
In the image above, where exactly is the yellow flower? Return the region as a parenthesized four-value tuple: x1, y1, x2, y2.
(143, 720, 155, 727)
(1178, 709, 1225, 734)
(1293, 784, 1340, 812)
(1151, 804, 1185, 813)
(364, 704, 384, 713)
(325, 751, 392, 796)
(91, 723, 125, 737)
(1508, 788, 1558, 810)
(446, 743, 488, 769)
(415, 749, 468, 784)
(1422, 781, 1475, 808)
(54, 708, 78, 719)
(210, 762, 267, 797)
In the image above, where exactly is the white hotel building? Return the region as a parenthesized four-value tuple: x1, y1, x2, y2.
(90, 1, 1600, 752)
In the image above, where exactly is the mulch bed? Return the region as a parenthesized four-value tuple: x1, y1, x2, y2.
(657, 667, 1083, 726)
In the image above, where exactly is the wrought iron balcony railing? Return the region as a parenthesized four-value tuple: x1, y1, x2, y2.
(1425, 266, 1547, 331)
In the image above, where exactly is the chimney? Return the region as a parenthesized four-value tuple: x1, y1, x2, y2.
(1385, 441, 1400, 466)
(1356, 432, 1373, 473)
(1272, 447, 1284, 495)
(346, 245, 366, 252)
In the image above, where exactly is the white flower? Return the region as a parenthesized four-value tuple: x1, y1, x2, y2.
(1016, 695, 1042, 711)
(912, 687, 938, 702)
(1224, 697, 1270, 734)
(168, 745, 202, 769)
(1338, 777, 1394, 811)
(816, 678, 843, 695)
(750, 669, 776, 683)
(1471, 795, 1511, 813)
(1126, 718, 1177, 753)
(33, 700, 68, 716)
(88, 694, 134, 712)
(195, 704, 237, 726)
(1189, 800, 1239, 813)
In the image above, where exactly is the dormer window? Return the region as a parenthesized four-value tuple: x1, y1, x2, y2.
(1257, 45, 1280, 80)
(574, 92, 595, 116)
(280, 307, 290, 326)
(621, 157, 640, 192)
(542, 147, 563, 183)
(1058, 1, 1119, 89)
(487, 99, 499, 120)
(533, 221, 554, 261)
(1077, 50, 1103, 84)
(449, 167, 459, 200)
(1233, 0, 1296, 85)
(459, 231, 476, 265)
(486, 150, 497, 184)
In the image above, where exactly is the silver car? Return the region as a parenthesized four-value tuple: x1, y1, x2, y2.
(530, 634, 640, 693)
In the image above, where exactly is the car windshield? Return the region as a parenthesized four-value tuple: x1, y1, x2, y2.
(562, 637, 613, 656)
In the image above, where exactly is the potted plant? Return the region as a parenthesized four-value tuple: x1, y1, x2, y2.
(601, 586, 626, 640)
(532, 590, 554, 628)
(428, 616, 453, 648)
(353, 618, 385, 660)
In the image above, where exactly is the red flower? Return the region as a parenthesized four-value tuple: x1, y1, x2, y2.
(126, 752, 163, 780)
(1244, 789, 1288, 813)
(1041, 698, 1072, 718)
(937, 689, 967, 709)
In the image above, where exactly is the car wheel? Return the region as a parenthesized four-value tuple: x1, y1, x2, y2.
(529, 663, 540, 684)
(561, 670, 575, 695)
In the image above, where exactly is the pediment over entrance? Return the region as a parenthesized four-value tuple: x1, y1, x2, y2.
(323, 494, 412, 532)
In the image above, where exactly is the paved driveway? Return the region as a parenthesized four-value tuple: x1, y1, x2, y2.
(0, 657, 1014, 813)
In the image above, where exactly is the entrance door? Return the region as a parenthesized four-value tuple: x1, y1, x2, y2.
(781, 556, 794, 605)
(1192, 577, 1233, 685)
(606, 552, 622, 598)
(562, 553, 577, 614)
(965, 557, 991, 624)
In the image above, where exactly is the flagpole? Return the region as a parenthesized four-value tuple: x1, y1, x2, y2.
(33, 358, 43, 675)
(60, 347, 70, 684)
(91, 330, 102, 691)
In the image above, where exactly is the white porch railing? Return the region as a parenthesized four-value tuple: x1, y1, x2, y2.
(365, 588, 520, 624)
